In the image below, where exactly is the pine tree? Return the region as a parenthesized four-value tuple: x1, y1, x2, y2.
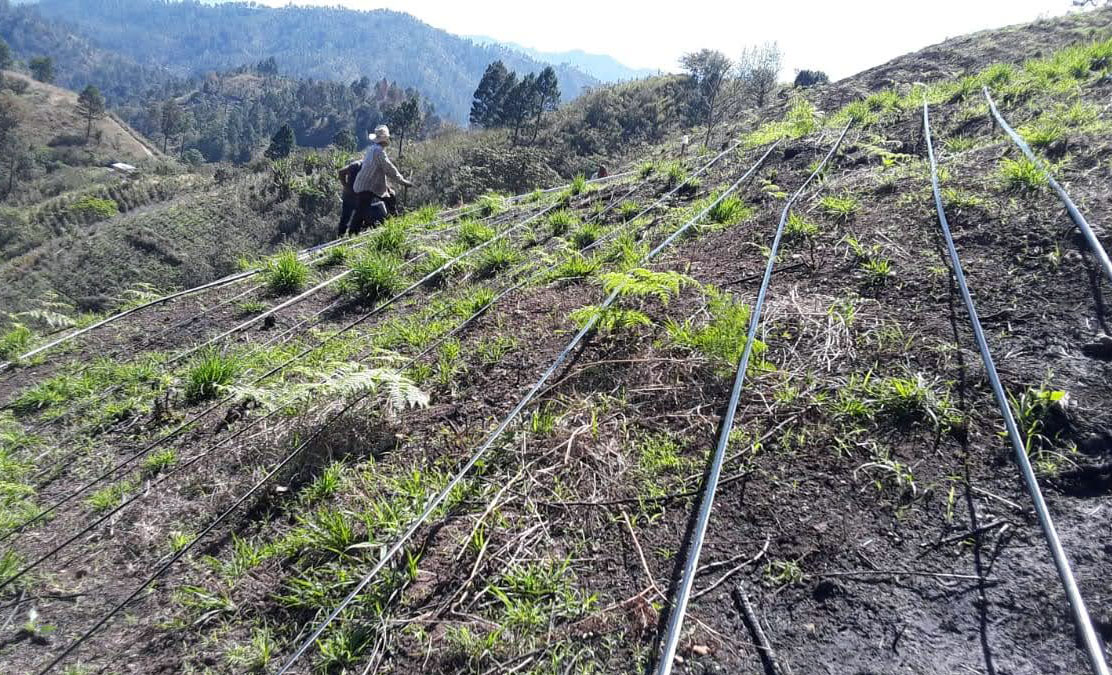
(29, 56, 54, 84)
(680, 49, 733, 148)
(76, 85, 106, 142)
(265, 123, 295, 159)
(530, 66, 561, 142)
(0, 37, 11, 72)
(387, 96, 421, 159)
(331, 128, 356, 152)
(470, 61, 509, 129)
(160, 99, 186, 154)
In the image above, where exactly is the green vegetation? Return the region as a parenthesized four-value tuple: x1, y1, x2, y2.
(570, 305, 651, 334)
(550, 253, 602, 280)
(785, 211, 819, 240)
(0, 324, 32, 360)
(999, 157, 1048, 191)
(617, 201, 641, 221)
(570, 222, 604, 249)
(547, 209, 578, 236)
(820, 194, 859, 222)
(69, 196, 118, 222)
(705, 193, 753, 227)
(184, 349, 242, 402)
(667, 288, 768, 374)
(369, 218, 412, 257)
(349, 251, 406, 302)
(472, 239, 522, 278)
(262, 250, 310, 295)
(456, 219, 496, 247)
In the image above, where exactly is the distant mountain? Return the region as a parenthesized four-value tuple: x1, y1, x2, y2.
(468, 36, 657, 82)
(22, 0, 600, 123)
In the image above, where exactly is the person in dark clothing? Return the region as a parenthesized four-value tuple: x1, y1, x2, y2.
(336, 159, 362, 237)
(352, 124, 412, 229)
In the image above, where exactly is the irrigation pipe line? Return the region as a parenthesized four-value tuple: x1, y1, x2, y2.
(14, 176, 640, 507)
(7, 196, 541, 428)
(925, 101, 1109, 675)
(0, 171, 631, 375)
(26, 175, 644, 673)
(983, 87, 1112, 287)
(0, 197, 571, 547)
(652, 123, 850, 675)
(3, 159, 669, 592)
(274, 139, 779, 675)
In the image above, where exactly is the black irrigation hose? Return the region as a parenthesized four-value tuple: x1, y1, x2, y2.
(924, 101, 1109, 675)
(27, 176, 645, 674)
(0, 202, 564, 546)
(274, 139, 779, 675)
(653, 124, 851, 675)
(982, 87, 1112, 286)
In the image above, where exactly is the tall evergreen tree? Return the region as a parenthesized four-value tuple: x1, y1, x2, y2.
(504, 72, 537, 144)
(265, 123, 295, 159)
(76, 84, 106, 142)
(470, 60, 509, 129)
(0, 37, 11, 71)
(387, 95, 421, 160)
(159, 98, 185, 153)
(29, 56, 54, 83)
(530, 66, 560, 142)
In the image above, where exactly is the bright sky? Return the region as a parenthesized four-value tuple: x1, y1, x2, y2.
(243, 0, 1082, 78)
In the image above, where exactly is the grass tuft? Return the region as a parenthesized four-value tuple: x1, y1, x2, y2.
(185, 349, 241, 402)
(262, 250, 310, 295)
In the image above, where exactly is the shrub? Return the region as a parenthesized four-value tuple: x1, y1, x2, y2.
(568, 174, 588, 196)
(617, 201, 641, 221)
(70, 196, 118, 222)
(663, 162, 687, 187)
(637, 161, 656, 178)
(262, 250, 310, 295)
(794, 69, 829, 87)
(185, 349, 241, 402)
(350, 251, 405, 301)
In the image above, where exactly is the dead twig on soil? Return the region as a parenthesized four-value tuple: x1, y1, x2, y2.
(814, 570, 997, 583)
(693, 537, 770, 600)
(918, 519, 1009, 552)
(733, 583, 790, 675)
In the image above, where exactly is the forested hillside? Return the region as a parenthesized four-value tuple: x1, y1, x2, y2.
(0, 0, 176, 105)
(24, 0, 599, 122)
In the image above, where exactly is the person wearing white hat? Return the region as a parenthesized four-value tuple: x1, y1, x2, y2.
(350, 124, 413, 233)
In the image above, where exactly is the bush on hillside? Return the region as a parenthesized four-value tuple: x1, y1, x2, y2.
(69, 196, 118, 222)
(795, 70, 830, 87)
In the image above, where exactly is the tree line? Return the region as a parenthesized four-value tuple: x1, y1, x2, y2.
(469, 61, 561, 144)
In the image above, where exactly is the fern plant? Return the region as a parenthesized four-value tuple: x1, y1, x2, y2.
(598, 269, 695, 305)
(666, 288, 769, 373)
(570, 305, 652, 334)
(229, 363, 428, 417)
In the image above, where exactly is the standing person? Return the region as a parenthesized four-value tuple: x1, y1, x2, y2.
(336, 157, 362, 237)
(352, 124, 413, 230)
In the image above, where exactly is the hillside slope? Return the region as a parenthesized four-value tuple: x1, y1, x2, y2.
(1, 7, 1111, 675)
(27, 0, 599, 123)
(0, 70, 156, 163)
